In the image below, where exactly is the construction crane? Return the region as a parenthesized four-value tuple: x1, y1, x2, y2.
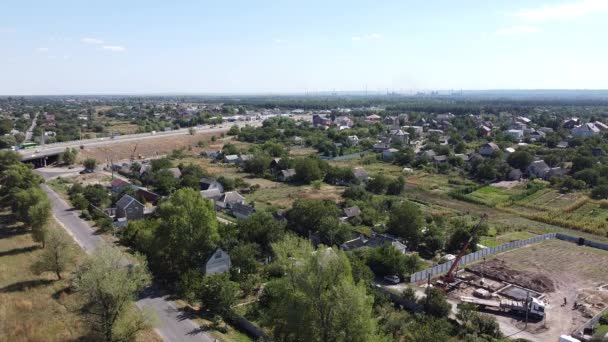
(438, 214, 487, 291)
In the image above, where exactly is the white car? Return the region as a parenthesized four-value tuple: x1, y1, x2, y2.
(384, 275, 400, 284)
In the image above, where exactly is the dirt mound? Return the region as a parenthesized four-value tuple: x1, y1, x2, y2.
(468, 259, 555, 293)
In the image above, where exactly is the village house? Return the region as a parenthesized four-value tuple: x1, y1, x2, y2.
(353, 167, 369, 183)
(347, 135, 359, 146)
(223, 154, 239, 164)
(478, 125, 491, 137)
(389, 129, 409, 144)
(215, 191, 246, 209)
(277, 169, 296, 182)
(366, 114, 381, 123)
(230, 202, 256, 219)
(342, 206, 361, 220)
(312, 114, 332, 127)
(527, 160, 550, 179)
(479, 142, 500, 157)
(202, 248, 231, 275)
(110, 178, 131, 194)
(167, 167, 182, 179)
(200, 178, 224, 193)
(382, 148, 399, 160)
(505, 129, 524, 140)
(572, 123, 600, 137)
(115, 194, 145, 221)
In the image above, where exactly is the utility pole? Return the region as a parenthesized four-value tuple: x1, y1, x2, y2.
(524, 291, 530, 329)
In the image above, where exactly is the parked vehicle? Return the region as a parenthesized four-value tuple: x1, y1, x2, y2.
(460, 296, 546, 319)
(384, 275, 400, 284)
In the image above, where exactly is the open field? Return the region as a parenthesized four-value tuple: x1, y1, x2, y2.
(460, 239, 608, 341)
(0, 213, 161, 342)
(246, 183, 344, 210)
(0, 214, 87, 341)
(479, 231, 537, 248)
(328, 159, 405, 178)
(464, 185, 523, 207)
(105, 120, 140, 135)
(78, 130, 237, 163)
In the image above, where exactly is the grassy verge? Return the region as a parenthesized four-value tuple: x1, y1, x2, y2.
(0, 213, 85, 341)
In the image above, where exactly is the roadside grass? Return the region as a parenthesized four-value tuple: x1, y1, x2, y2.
(173, 301, 252, 342)
(480, 231, 537, 248)
(0, 213, 86, 341)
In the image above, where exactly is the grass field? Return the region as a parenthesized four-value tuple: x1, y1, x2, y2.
(246, 183, 344, 210)
(0, 212, 160, 342)
(480, 231, 537, 248)
(0, 213, 88, 341)
(464, 186, 517, 207)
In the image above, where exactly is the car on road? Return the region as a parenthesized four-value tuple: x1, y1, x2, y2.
(384, 275, 400, 284)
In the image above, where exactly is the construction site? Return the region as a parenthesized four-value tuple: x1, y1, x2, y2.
(441, 239, 608, 341)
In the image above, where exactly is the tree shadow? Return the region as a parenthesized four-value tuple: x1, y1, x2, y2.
(51, 285, 74, 299)
(0, 245, 40, 257)
(0, 227, 28, 240)
(0, 279, 55, 293)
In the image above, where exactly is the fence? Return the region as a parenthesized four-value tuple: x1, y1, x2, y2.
(410, 234, 556, 283)
(572, 306, 608, 340)
(410, 233, 608, 283)
(318, 150, 371, 161)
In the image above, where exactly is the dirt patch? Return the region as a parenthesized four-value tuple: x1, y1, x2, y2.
(469, 259, 555, 293)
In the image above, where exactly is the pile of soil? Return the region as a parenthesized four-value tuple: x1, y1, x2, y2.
(468, 259, 555, 293)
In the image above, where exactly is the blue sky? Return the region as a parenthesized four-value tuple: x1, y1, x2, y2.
(1, 0, 607, 95)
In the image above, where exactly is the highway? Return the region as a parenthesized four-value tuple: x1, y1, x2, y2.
(19, 121, 263, 160)
(38, 172, 216, 342)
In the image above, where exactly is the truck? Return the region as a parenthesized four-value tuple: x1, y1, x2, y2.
(460, 296, 546, 320)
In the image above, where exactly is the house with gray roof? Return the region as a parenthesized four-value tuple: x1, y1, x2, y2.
(202, 248, 231, 275)
(199, 178, 224, 193)
(527, 160, 550, 179)
(215, 191, 246, 209)
(115, 194, 144, 220)
(277, 169, 296, 182)
(231, 202, 256, 219)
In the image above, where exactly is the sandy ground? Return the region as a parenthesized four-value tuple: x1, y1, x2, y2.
(458, 240, 608, 341)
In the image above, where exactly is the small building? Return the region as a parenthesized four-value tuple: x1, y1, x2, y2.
(556, 141, 569, 149)
(167, 167, 182, 179)
(527, 160, 550, 179)
(223, 154, 239, 164)
(134, 187, 160, 205)
(353, 167, 369, 183)
(366, 114, 381, 123)
(382, 148, 399, 160)
(216, 191, 246, 209)
(432, 155, 448, 164)
(110, 178, 131, 193)
(594, 121, 608, 131)
(389, 129, 410, 144)
(373, 143, 391, 153)
(312, 114, 332, 127)
(203, 248, 231, 275)
(342, 206, 361, 219)
(277, 169, 296, 182)
(479, 142, 500, 157)
(115, 194, 144, 221)
(478, 125, 492, 137)
(200, 178, 224, 193)
(571, 123, 600, 137)
(505, 129, 524, 140)
(347, 135, 359, 146)
(231, 202, 256, 219)
(529, 130, 546, 140)
(201, 188, 222, 201)
(562, 118, 580, 129)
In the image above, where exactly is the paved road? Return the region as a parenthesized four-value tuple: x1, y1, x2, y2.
(39, 180, 214, 342)
(25, 112, 38, 141)
(20, 121, 262, 160)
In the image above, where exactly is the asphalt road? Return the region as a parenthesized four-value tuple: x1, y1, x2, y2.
(25, 112, 38, 141)
(39, 177, 214, 342)
(20, 121, 262, 159)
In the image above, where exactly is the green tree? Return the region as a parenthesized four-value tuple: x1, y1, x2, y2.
(264, 239, 385, 342)
(60, 148, 78, 165)
(227, 125, 240, 136)
(236, 211, 285, 255)
(287, 199, 340, 236)
(366, 174, 390, 194)
(506, 150, 533, 170)
(420, 287, 451, 318)
(31, 228, 75, 279)
(12, 187, 52, 247)
(199, 273, 239, 317)
(386, 176, 405, 195)
(156, 188, 219, 284)
(83, 184, 110, 207)
(243, 153, 272, 177)
(317, 216, 352, 246)
(294, 157, 325, 184)
(445, 219, 487, 254)
(73, 246, 153, 342)
(153, 169, 178, 195)
(83, 158, 97, 171)
(71, 193, 89, 210)
(387, 201, 424, 248)
(591, 184, 608, 199)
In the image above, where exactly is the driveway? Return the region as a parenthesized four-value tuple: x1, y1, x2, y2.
(40, 181, 214, 342)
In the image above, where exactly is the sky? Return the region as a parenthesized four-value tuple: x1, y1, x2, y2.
(1, 0, 608, 95)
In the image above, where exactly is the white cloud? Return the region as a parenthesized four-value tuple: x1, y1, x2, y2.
(36, 47, 50, 52)
(351, 33, 383, 42)
(274, 39, 287, 44)
(495, 25, 540, 36)
(81, 37, 104, 45)
(101, 45, 126, 52)
(515, 0, 608, 21)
